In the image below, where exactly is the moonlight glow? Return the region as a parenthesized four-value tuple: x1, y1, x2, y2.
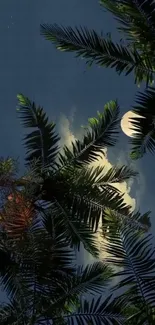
(121, 111, 145, 138)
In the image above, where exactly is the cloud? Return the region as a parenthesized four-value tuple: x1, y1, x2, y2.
(135, 166, 145, 209)
(58, 113, 136, 207)
(58, 113, 77, 150)
(58, 112, 137, 265)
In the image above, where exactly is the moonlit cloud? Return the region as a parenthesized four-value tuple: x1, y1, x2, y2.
(58, 112, 136, 213)
(58, 111, 138, 265)
(58, 113, 77, 150)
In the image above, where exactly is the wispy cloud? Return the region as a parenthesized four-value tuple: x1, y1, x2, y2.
(135, 167, 145, 209)
(58, 113, 77, 150)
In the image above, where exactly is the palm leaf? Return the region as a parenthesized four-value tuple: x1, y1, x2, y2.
(94, 164, 138, 186)
(0, 209, 75, 301)
(0, 302, 21, 325)
(0, 157, 18, 188)
(57, 101, 120, 169)
(1, 191, 37, 239)
(129, 87, 155, 159)
(70, 164, 138, 189)
(101, 208, 151, 239)
(0, 257, 31, 304)
(0, 293, 35, 325)
(100, 0, 155, 43)
(53, 169, 132, 229)
(41, 163, 143, 234)
(61, 162, 136, 199)
(66, 168, 134, 231)
(62, 295, 126, 325)
(73, 262, 113, 295)
(25, 218, 76, 286)
(16, 94, 60, 171)
(42, 262, 114, 318)
(42, 200, 100, 257)
(100, 0, 155, 85)
(104, 227, 155, 309)
(40, 23, 152, 83)
(0, 236, 27, 300)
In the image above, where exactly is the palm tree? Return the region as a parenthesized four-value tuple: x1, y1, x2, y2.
(0, 94, 153, 324)
(39, 0, 155, 159)
(4, 93, 148, 248)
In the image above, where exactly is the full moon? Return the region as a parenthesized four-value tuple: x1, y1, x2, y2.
(121, 111, 144, 138)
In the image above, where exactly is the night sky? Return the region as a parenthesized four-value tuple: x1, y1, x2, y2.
(0, 0, 155, 301)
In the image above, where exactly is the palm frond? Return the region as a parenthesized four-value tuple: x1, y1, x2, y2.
(40, 23, 152, 84)
(0, 238, 25, 300)
(100, 0, 155, 86)
(66, 262, 113, 296)
(58, 170, 132, 228)
(16, 94, 60, 171)
(94, 164, 138, 186)
(131, 210, 151, 229)
(0, 302, 20, 325)
(0, 259, 30, 302)
(1, 194, 36, 239)
(0, 157, 18, 186)
(27, 223, 76, 285)
(71, 164, 137, 190)
(0, 209, 75, 302)
(101, 208, 151, 239)
(62, 162, 136, 197)
(41, 200, 100, 257)
(129, 87, 155, 159)
(57, 101, 120, 169)
(42, 262, 114, 318)
(0, 158, 19, 208)
(105, 227, 155, 308)
(62, 295, 126, 325)
(41, 163, 144, 234)
(73, 190, 131, 226)
(0, 294, 33, 325)
(65, 165, 133, 229)
(100, 0, 155, 41)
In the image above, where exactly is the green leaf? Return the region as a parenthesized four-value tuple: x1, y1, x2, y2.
(16, 94, 60, 171)
(0, 301, 20, 325)
(94, 164, 138, 185)
(100, 0, 155, 86)
(58, 100, 120, 169)
(41, 201, 99, 258)
(40, 23, 154, 85)
(105, 228, 155, 308)
(129, 87, 155, 159)
(63, 295, 126, 325)
(44, 262, 113, 313)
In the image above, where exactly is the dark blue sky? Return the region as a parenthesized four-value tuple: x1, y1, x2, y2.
(0, 0, 154, 272)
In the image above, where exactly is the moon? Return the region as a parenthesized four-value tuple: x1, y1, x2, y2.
(121, 111, 145, 138)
